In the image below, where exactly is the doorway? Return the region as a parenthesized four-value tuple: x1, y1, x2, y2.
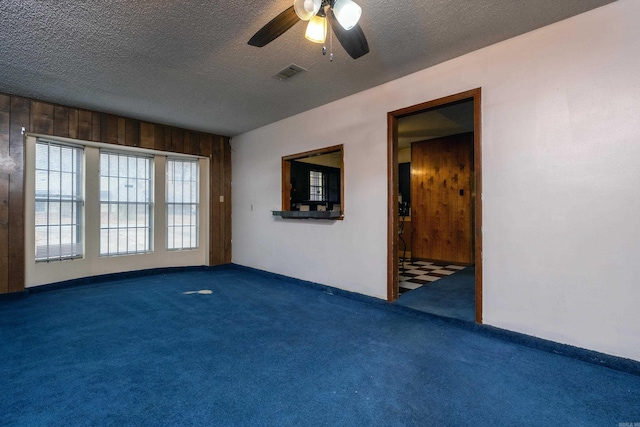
(387, 89, 482, 323)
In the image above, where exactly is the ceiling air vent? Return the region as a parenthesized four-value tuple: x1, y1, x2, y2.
(272, 64, 306, 81)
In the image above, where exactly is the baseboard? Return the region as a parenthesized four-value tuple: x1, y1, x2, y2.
(7, 262, 640, 377)
(24, 264, 232, 295)
(231, 263, 640, 377)
(0, 290, 29, 301)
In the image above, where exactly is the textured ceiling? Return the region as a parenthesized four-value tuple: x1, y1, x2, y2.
(0, 0, 616, 137)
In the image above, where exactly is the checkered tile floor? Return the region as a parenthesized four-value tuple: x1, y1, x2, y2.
(399, 260, 466, 294)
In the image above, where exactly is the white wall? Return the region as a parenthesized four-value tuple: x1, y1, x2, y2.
(232, 0, 640, 362)
(24, 136, 210, 287)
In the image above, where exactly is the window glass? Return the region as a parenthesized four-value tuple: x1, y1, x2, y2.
(166, 159, 199, 250)
(309, 170, 325, 201)
(35, 141, 84, 261)
(99, 152, 153, 255)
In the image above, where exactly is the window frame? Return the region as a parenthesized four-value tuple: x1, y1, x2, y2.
(99, 150, 154, 256)
(34, 139, 84, 262)
(166, 158, 200, 251)
(309, 169, 325, 202)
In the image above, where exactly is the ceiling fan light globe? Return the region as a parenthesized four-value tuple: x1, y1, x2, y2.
(294, 0, 322, 21)
(333, 0, 362, 30)
(305, 15, 327, 43)
(304, 0, 316, 11)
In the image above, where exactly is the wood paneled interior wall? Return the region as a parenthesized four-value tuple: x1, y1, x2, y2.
(411, 132, 474, 264)
(0, 92, 232, 294)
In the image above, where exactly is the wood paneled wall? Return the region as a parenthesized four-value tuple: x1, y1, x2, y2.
(411, 132, 474, 264)
(0, 92, 232, 294)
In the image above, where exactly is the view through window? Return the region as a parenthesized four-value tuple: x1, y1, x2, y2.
(166, 159, 199, 250)
(35, 141, 84, 261)
(99, 152, 152, 255)
(309, 170, 324, 201)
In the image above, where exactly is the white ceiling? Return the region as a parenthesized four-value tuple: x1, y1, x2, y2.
(0, 0, 615, 137)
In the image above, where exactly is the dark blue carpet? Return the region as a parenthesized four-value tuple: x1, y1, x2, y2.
(1, 266, 639, 426)
(395, 266, 476, 322)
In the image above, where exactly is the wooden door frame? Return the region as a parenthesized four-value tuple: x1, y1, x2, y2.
(387, 88, 483, 323)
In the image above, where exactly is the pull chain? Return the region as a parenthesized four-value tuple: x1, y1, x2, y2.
(329, 23, 333, 62)
(321, 11, 334, 62)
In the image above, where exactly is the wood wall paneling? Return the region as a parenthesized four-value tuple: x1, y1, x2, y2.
(139, 122, 154, 149)
(54, 106, 70, 137)
(199, 134, 212, 158)
(101, 114, 121, 145)
(172, 128, 184, 153)
(153, 124, 166, 151)
(117, 117, 126, 145)
(125, 118, 139, 147)
(208, 136, 232, 265)
(196, 132, 204, 156)
(8, 96, 29, 293)
(0, 94, 10, 293)
(184, 131, 193, 155)
(90, 112, 101, 142)
(0, 91, 233, 294)
(185, 131, 198, 156)
(77, 110, 93, 141)
(165, 127, 176, 152)
(30, 101, 54, 135)
(162, 126, 172, 152)
(68, 108, 79, 139)
(411, 132, 473, 264)
(209, 140, 221, 264)
(193, 132, 202, 156)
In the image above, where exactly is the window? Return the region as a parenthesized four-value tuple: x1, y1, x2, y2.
(309, 170, 324, 201)
(166, 159, 199, 250)
(280, 145, 343, 219)
(35, 141, 84, 261)
(99, 152, 152, 255)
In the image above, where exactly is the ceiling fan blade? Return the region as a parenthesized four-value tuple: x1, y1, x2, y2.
(248, 6, 301, 47)
(329, 10, 369, 59)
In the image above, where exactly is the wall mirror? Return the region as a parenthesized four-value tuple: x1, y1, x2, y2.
(275, 144, 344, 219)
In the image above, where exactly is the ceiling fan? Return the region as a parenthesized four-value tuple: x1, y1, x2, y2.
(248, 0, 369, 60)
